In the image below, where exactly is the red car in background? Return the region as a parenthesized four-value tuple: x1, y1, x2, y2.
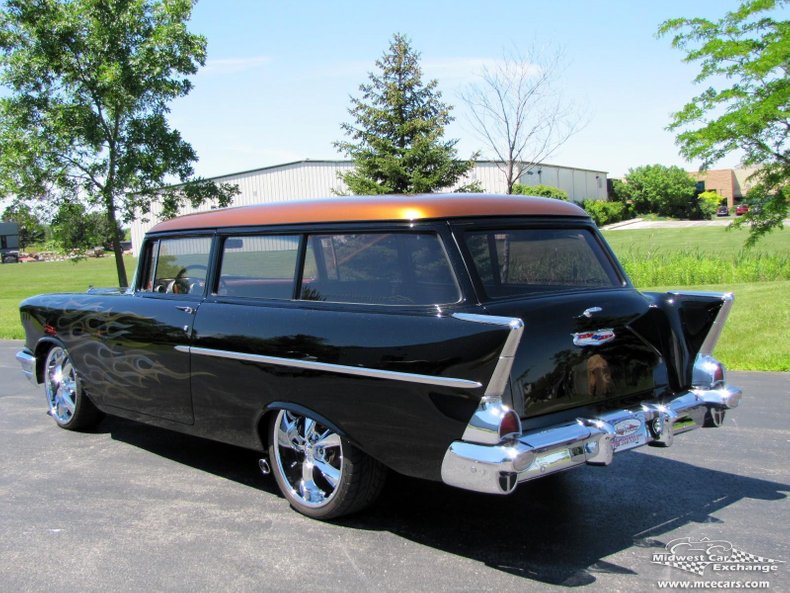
(735, 204, 750, 216)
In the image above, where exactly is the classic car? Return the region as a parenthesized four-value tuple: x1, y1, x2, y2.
(16, 194, 742, 519)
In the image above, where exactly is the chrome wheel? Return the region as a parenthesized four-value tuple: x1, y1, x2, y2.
(44, 346, 78, 425)
(272, 409, 343, 509)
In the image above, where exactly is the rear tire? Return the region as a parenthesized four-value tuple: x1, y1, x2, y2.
(268, 409, 386, 520)
(43, 345, 102, 430)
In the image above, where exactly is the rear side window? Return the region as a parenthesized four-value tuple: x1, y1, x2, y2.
(217, 235, 300, 300)
(302, 233, 460, 305)
(465, 228, 621, 299)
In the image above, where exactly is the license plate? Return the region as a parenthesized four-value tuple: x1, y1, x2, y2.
(611, 418, 648, 452)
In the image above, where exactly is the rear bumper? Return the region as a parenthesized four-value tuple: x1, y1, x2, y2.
(16, 349, 37, 385)
(441, 384, 742, 495)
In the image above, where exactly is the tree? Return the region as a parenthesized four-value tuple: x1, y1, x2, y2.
(51, 201, 117, 253)
(335, 33, 476, 194)
(618, 164, 699, 218)
(659, 0, 789, 243)
(1, 201, 45, 247)
(460, 46, 584, 194)
(0, 0, 238, 287)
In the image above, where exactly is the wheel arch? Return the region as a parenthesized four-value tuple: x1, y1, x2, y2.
(33, 337, 64, 384)
(256, 401, 351, 453)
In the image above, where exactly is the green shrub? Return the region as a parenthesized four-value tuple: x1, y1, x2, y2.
(618, 164, 697, 218)
(696, 191, 720, 219)
(581, 200, 633, 226)
(512, 183, 568, 200)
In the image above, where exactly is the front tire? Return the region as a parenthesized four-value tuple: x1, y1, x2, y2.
(268, 409, 385, 520)
(43, 345, 102, 430)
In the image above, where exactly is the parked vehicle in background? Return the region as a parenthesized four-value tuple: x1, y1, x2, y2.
(16, 194, 742, 520)
(0, 221, 20, 263)
(716, 205, 729, 217)
(735, 204, 749, 216)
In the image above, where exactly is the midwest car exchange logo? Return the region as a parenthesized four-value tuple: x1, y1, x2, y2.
(652, 536, 784, 577)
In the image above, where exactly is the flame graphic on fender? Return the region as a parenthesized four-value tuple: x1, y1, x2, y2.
(35, 295, 202, 394)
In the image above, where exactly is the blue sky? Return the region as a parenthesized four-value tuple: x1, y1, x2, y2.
(169, 0, 759, 180)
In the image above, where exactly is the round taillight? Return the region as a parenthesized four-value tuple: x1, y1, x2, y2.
(499, 410, 522, 438)
(713, 363, 724, 385)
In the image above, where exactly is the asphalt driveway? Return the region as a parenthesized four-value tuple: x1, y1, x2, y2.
(1, 340, 787, 593)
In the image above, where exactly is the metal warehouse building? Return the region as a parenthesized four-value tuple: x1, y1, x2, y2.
(131, 159, 608, 254)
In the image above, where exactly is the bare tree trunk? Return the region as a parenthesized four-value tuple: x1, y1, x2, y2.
(506, 160, 515, 194)
(103, 191, 128, 288)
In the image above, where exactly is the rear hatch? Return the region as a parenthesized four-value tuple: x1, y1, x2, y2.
(456, 223, 723, 419)
(485, 289, 662, 417)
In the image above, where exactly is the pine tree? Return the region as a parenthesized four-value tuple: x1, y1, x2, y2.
(335, 34, 476, 195)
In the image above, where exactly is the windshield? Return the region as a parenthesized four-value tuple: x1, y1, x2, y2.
(464, 227, 623, 299)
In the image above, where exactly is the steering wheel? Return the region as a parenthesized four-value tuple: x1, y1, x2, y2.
(179, 264, 208, 276)
(171, 264, 208, 294)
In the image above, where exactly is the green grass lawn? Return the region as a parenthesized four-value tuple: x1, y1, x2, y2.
(0, 256, 136, 340)
(603, 226, 789, 286)
(0, 231, 787, 371)
(642, 281, 789, 372)
(603, 224, 789, 255)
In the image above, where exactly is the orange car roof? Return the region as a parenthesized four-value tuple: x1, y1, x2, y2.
(149, 193, 588, 233)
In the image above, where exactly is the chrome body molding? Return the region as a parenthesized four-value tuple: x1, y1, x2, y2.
(441, 382, 742, 495)
(451, 313, 524, 398)
(176, 345, 483, 390)
(16, 349, 37, 385)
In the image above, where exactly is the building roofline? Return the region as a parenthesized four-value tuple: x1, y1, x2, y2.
(198, 159, 608, 183)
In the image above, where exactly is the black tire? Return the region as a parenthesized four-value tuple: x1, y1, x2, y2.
(703, 407, 726, 428)
(268, 409, 386, 520)
(43, 345, 102, 430)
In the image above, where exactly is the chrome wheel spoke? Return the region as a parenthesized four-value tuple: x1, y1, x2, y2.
(314, 459, 340, 488)
(315, 431, 340, 450)
(59, 388, 76, 415)
(277, 413, 303, 451)
(302, 417, 317, 442)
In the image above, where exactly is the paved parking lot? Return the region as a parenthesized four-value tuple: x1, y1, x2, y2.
(1, 340, 788, 593)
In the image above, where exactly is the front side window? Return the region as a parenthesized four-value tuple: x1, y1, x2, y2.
(139, 237, 212, 295)
(301, 232, 460, 305)
(217, 235, 300, 300)
(465, 228, 621, 299)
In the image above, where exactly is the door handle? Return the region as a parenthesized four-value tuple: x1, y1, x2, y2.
(176, 306, 195, 314)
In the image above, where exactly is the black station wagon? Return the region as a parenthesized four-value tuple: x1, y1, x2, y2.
(16, 194, 742, 519)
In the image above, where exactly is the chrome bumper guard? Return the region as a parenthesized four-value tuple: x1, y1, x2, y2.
(441, 385, 742, 495)
(16, 349, 37, 385)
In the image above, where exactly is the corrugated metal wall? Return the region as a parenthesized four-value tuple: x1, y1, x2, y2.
(131, 160, 607, 255)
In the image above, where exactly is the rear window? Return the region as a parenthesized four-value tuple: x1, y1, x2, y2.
(464, 228, 621, 299)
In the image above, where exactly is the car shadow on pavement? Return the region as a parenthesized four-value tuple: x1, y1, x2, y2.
(342, 454, 789, 586)
(96, 414, 282, 496)
(99, 414, 788, 587)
